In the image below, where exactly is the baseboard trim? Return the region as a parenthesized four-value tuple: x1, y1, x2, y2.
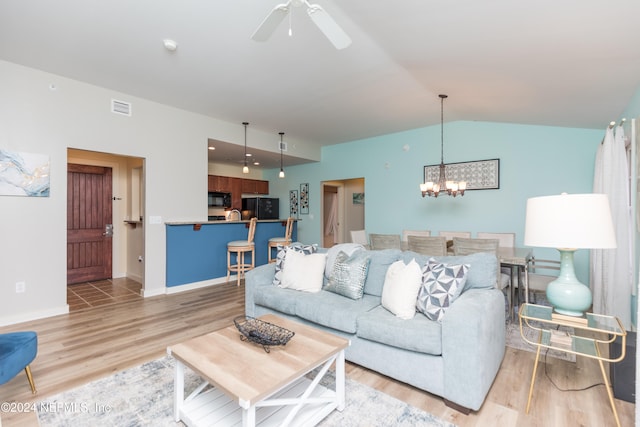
(164, 277, 229, 295)
(0, 305, 70, 327)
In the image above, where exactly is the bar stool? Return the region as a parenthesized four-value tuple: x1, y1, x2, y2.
(227, 217, 257, 286)
(268, 217, 294, 263)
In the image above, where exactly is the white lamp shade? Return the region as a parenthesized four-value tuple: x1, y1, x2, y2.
(524, 193, 616, 249)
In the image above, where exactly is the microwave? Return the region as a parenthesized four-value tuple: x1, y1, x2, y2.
(208, 192, 231, 208)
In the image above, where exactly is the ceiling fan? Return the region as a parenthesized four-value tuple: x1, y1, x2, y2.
(251, 0, 352, 50)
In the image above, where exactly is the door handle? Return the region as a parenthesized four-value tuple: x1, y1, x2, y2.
(103, 224, 114, 237)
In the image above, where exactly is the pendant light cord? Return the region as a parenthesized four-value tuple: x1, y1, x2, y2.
(440, 94, 446, 165)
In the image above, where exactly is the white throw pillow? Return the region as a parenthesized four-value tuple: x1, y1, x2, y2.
(279, 250, 327, 292)
(381, 259, 423, 319)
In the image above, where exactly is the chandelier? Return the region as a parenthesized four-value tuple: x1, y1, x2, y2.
(420, 94, 466, 198)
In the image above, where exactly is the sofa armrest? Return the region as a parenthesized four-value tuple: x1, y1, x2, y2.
(440, 288, 505, 411)
(244, 263, 276, 317)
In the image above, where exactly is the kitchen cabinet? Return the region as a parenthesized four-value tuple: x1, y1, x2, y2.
(208, 175, 231, 192)
(241, 178, 269, 195)
(230, 178, 243, 209)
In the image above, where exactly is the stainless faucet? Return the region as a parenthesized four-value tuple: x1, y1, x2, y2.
(227, 209, 241, 221)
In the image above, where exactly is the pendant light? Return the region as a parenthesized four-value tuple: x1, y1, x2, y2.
(242, 122, 249, 174)
(278, 132, 285, 178)
(420, 94, 466, 198)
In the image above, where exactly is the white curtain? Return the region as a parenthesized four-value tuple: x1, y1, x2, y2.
(324, 193, 339, 243)
(591, 125, 633, 328)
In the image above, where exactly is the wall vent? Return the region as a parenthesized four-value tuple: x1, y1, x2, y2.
(111, 99, 132, 116)
(279, 141, 288, 152)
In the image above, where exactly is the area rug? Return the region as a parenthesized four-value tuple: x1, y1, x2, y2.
(37, 356, 456, 427)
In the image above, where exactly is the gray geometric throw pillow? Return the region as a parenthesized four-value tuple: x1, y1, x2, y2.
(324, 250, 370, 300)
(416, 258, 469, 321)
(272, 243, 318, 287)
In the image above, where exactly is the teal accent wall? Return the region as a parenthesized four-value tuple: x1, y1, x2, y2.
(266, 120, 602, 283)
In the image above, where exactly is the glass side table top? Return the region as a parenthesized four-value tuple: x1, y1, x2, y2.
(519, 303, 624, 336)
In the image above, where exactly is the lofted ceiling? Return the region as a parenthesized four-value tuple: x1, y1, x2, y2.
(2, 1, 640, 169)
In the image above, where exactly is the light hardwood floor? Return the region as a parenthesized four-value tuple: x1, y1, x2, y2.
(0, 282, 635, 426)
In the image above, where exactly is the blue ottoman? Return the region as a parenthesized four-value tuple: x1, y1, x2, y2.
(0, 331, 38, 394)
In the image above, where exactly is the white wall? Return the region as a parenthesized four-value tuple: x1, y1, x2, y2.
(0, 60, 319, 325)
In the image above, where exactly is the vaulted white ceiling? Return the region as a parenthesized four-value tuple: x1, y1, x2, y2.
(2, 1, 639, 168)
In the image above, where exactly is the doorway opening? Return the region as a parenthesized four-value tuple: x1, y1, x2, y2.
(321, 178, 365, 247)
(66, 148, 145, 311)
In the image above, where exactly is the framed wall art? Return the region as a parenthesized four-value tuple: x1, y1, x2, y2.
(289, 190, 298, 218)
(300, 183, 309, 214)
(0, 150, 50, 197)
(423, 158, 500, 190)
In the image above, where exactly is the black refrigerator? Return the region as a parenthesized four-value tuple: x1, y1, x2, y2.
(241, 197, 279, 220)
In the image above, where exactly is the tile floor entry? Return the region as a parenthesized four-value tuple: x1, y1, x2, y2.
(67, 278, 142, 312)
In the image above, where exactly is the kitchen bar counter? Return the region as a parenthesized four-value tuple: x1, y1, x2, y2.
(165, 219, 297, 288)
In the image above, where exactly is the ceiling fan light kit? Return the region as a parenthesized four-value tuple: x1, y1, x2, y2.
(252, 0, 351, 50)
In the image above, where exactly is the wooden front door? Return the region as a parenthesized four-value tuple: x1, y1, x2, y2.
(67, 164, 113, 284)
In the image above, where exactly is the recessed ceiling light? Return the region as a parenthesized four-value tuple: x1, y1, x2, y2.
(163, 39, 178, 52)
(253, 161, 260, 165)
(208, 146, 215, 150)
(245, 153, 252, 157)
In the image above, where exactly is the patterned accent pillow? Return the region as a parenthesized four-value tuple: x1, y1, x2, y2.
(324, 250, 371, 300)
(416, 258, 469, 321)
(272, 243, 318, 287)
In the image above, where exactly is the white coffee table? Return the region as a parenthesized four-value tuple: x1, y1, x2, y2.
(167, 314, 350, 427)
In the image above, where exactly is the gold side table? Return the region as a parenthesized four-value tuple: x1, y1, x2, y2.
(518, 303, 626, 427)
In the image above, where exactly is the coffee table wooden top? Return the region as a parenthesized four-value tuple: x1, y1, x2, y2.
(168, 314, 350, 406)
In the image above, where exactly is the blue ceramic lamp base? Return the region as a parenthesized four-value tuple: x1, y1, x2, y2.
(545, 249, 592, 317)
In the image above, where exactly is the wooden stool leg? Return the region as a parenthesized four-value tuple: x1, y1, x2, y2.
(24, 365, 37, 394)
(237, 250, 243, 287)
(227, 250, 232, 283)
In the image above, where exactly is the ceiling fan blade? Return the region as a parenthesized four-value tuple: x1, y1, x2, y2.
(306, 4, 352, 49)
(251, 4, 290, 42)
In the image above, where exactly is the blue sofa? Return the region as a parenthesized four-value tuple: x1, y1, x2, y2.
(244, 248, 505, 413)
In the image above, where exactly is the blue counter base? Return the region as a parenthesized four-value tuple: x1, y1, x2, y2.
(166, 221, 296, 287)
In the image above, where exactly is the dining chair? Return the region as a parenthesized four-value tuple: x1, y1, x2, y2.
(453, 237, 512, 317)
(477, 232, 522, 310)
(526, 257, 561, 304)
(401, 229, 431, 242)
(476, 232, 515, 248)
(369, 233, 402, 250)
(407, 235, 447, 256)
(438, 231, 472, 240)
(350, 230, 369, 248)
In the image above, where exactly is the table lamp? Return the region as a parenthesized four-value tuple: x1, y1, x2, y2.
(523, 193, 616, 316)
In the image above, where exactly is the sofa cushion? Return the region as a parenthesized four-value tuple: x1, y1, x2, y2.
(294, 291, 380, 334)
(381, 259, 423, 319)
(400, 251, 497, 292)
(362, 249, 403, 297)
(324, 250, 371, 300)
(279, 251, 326, 292)
(273, 243, 318, 287)
(357, 305, 443, 355)
(416, 258, 469, 321)
(253, 286, 300, 316)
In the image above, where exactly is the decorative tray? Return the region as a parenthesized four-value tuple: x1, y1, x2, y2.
(234, 316, 295, 353)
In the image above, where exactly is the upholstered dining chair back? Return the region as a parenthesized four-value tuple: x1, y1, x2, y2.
(476, 232, 515, 248)
(407, 236, 447, 256)
(452, 237, 499, 256)
(369, 233, 402, 250)
(401, 229, 431, 242)
(438, 231, 472, 240)
(350, 230, 369, 247)
(453, 237, 505, 291)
